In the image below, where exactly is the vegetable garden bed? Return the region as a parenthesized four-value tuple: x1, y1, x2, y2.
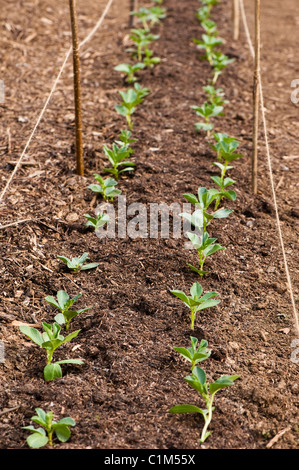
(0, 0, 298, 450)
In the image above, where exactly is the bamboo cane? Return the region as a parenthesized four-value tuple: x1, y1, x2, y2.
(129, 0, 138, 28)
(232, 0, 240, 41)
(69, 0, 84, 176)
(252, 0, 260, 194)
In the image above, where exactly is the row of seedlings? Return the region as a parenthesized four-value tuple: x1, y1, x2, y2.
(169, 0, 241, 444)
(18, 0, 167, 449)
(87, 0, 166, 212)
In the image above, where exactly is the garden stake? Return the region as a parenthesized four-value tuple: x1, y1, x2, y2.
(252, 0, 260, 194)
(129, 0, 138, 28)
(232, 0, 240, 40)
(69, 0, 84, 176)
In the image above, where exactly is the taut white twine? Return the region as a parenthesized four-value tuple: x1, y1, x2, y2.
(239, 0, 299, 337)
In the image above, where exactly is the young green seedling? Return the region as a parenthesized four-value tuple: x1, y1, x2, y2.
(211, 133, 243, 179)
(195, 6, 210, 23)
(88, 174, 121, 200)
(210, 132, 237, 161)
(143, 48, 161, 67)
(144, 6, 166, 28)
(114, 62, 146, 83)
(103, 142, 136, 179)
(45, 290, 91, 330)
(174, 337, 211, 370)
(129, 29, 160, 61)
(57, 252, 99, 272)
(211, 52, 234, 84)
(115, 82, 150, 129)
(19, 322, 83, 381)
(193, 34, 224, 65)
(169, 367, 240, 443)
(115, 89, 141, 130)
(201, 0, 219, 13)
(203, 85, 229, 108)
(130, 8, 152, 30)
(191, 102, 223, 136)
(201, 19, 218, 36)
(185, 230, 225, 276)
(116, 129, 137, 146)
(130, 6, 166, 29)
(170, 282, 219, 329)
(23, 408, 76, 448)
(209, 134, 243, 209)
(181, 187, 234, 233)
(210, 175, 236, 210)
(180, 186, 231, 275)
(84, 212, 109, 231)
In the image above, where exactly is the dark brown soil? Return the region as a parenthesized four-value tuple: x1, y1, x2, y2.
(0, 0, 298, 450)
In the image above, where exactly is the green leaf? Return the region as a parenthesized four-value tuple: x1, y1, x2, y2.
(195, 122, 214, 132)
(190, 282, 203, 299)
(190, 336, 199, 351)
(118, 167, 135, 173)
(225, 153, 243, 162)
(115, 105, 129, 117)
(213, 161, 234, 172)
(184, 375, 204, 393)
(80, 262, 99, 271)
(41, 339, 63, 352)
(55, 359, 84, 365)
(190, 209, 204, 228)
(43, 363, 62, 382)
(54, 313, 66, 325)
(52, 424, 71, 443)
(88, 184, 103, 194)
(183, 193, 198, 205)
(170, 290, 191, 307)
(114, 63, 131, 73)
(186, 232, 202, 250)
(173, 347, 192, 362)
(223, 177, 236, 187)
(67, 293, 81, 309)
(58, 417, 76, 427)
(26, 431, 49, 449)
(76, 252, 89, 265)
(63, 310, 80, 323)
(169, 404, 205, 415)
(203, 243, 225, 257)
(57, 256, 72, 265)
(210, 175, 222, 187)
(192, 366, 206, 386)
(19, 325, 43, 347)
(212, 208, 234, 219)
(34, 408, 47, 424)
(187, 264, 210, 276)
(22, 425, 43, 432)
(31, 416, 47, 427)
(195, 299, 220, 312)
(209, 375, 240, 394)
(63, 329, 81, 344)
(200, 292, 219, 301)
(193, 351, 211, 363)
(44, 295, 61, 310)
(222, 190, 236, 201)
